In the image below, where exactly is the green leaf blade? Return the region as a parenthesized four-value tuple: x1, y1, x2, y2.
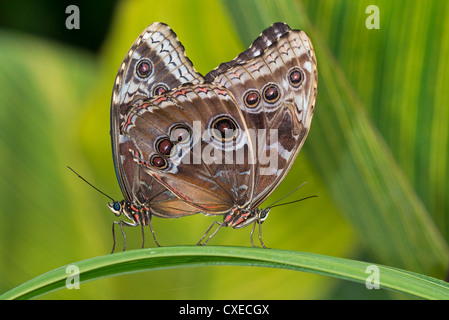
(2, 246, 448, 300)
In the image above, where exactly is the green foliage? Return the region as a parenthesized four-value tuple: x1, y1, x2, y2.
(223, 0, 449, 275)
(2, 246, 449, 300)
(0, 0, 448, 299)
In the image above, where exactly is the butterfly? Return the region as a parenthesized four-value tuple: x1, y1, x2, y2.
(109, 22, 317, 251)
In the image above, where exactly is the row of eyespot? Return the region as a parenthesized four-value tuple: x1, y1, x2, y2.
(150, 117, 239, 169)
(136, 59, 305, 107)
(135, 60, 304, 169)
(243, 68, 304, 108)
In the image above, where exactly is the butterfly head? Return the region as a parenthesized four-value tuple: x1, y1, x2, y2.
(107, 200, 124, 217)
(257, 207, 271, 223)
(227, 207, 271, 229)
(107, 200, 150, 226)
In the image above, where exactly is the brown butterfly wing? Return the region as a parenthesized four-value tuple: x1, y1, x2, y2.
(114, 22, 317, 220)
(111, 22, 204, 213)
(123, 83, 257, 215)
(205, 22, 318, 209)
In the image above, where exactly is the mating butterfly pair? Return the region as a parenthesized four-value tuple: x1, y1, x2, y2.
(108, 22, 317, 252)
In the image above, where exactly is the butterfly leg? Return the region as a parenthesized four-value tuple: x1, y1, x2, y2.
(111, 219, 138, 253)
(140, 223, 145, 249)
(111, 222, 117, 254)
(257, 221, 268, 249)
(148, 216, 161, 247)
(197, 221, 223, 246)
(111, 220, 126, 253)
(250, 219, 269, 249)
(250, 222, 258, 248)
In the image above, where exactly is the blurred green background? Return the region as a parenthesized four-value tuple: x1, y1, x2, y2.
(1, 0, 448, 299)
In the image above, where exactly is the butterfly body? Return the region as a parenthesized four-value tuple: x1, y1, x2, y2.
(109, 22, 317, 250)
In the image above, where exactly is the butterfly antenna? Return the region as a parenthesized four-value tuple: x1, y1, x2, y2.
(66, 166, 115, 202)
(265, 182, 308, 209)
(268, 195, 317, 209)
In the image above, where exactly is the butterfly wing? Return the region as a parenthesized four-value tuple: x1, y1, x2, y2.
(111, 22, 204, 210)
(123, 83, 257, 215)
(114, 22, 317, 220)
(205, 22, 318, 209)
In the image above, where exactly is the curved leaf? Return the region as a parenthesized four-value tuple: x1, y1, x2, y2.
(1, 246, 448, 300)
